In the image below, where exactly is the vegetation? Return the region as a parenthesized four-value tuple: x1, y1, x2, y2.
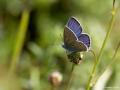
(0, 0, 120, 90)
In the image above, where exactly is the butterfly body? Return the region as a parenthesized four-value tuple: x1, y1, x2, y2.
(63, 17, 90, 52)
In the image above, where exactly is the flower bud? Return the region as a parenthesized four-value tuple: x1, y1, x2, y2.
(49, 71, 63, 87)
(67, 52, 83, 64)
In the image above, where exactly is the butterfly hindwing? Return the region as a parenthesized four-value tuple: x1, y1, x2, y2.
(78, 34, 90, 48)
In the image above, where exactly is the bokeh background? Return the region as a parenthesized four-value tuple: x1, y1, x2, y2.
(0, 0, 120, 90)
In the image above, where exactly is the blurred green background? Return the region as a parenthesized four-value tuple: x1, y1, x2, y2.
(0, 0, 120, 90)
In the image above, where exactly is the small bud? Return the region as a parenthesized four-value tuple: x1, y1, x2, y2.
(49, 71, 63, 87)
(67, 52, 84, 64)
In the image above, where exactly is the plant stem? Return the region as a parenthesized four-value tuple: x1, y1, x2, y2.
(9, 9, 30, 74)
(64, 63, 75, 90)
(51, 85, 57, 90)
(93, 41, 120, 85)
(86, 0, 116, 90)
(86, 50, 97, 90)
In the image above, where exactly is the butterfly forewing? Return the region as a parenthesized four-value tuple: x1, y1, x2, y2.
(64, 27, 77, 46)
(67, 17, 82, 37)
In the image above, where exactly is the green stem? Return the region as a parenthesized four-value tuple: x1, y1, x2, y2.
(93, 41, 120, 85)
(86, 50, 97, 89)
(51, 85, 57, 90)
(9, 9, 30, 74)
(64, 63, 75, 90)
(86, 1, 116, 90)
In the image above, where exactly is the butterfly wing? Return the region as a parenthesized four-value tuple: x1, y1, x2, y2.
(66, 17, 82, 38)
(63, 27, 87, 52)
(63, 27, 77, 51)
(78, 34, 90, 49)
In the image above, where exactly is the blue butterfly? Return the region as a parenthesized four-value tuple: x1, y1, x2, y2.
(63, 17, 90, 52)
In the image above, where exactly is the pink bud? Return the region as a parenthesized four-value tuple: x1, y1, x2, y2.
(49, 71, 63, 87)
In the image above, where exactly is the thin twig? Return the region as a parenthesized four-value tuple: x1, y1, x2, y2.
(51, 85, 57, 90)
(64, 63, 75, 90)
(86, 0, 116, 90)
(86, 50, 97, 89)
(93, 41, 120, 85)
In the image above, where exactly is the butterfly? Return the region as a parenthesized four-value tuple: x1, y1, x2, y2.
(63, 17, 90, 52)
